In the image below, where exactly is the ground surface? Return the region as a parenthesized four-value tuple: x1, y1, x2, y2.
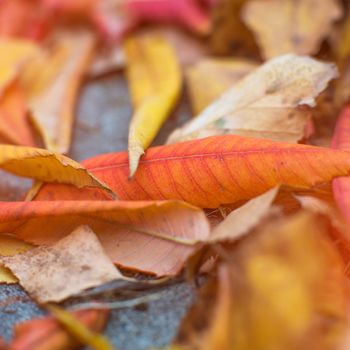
(0, 73, 196, 349)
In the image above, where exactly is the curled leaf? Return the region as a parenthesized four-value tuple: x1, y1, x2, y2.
(168, 55, 336, 144)
(124, 31, 182, 176)
(242, 0, 342, 59)
(0, 144, 112, 194)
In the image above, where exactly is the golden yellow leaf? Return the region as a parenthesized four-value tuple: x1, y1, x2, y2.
(47, 305, 115, 350)
(124, 31, 182, 176)
(2, 226, 121, 303)
(168, 55, 336, 144)
(0, 144, 112, 194)
(0, 38, 41, 94)
(242, 0, 342, 59)
(177, 213, 349, 350)
(186, 59, 257, 114)
(21, 30, 96, 154)
(0, 234, 33, 284)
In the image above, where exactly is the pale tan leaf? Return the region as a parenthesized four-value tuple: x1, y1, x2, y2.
(242, 0, 342, 59)
(210, 187, 279, 242)
(168, 55, 337, 144)
(1, 226, 121, 303)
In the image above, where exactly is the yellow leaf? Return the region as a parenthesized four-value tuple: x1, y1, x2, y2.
(0, 144, 112, 194)
(0, 234, 33, 284)
(186, 59, 257, 114)
(0, 38, 41, 94)
(168, 55, 336, 144)
(47, 305, 115, 350)
(177, 213, 349, 350)
(242, 0, 342, 59)
(21, 30, 96, 154)
(124, 31, 182, 176)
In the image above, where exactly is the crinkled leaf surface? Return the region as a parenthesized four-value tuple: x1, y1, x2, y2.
(1, 226, 121, 303)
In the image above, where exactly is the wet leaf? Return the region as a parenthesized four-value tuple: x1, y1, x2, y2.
(124, 31, 182, 176)
(1, 226, 121, 302)
(0, 200, 209, 276)
(242, 0, 342, 59)
(168, 55, 336, 144)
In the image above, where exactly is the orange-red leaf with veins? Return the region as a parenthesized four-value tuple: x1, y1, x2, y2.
(36, 135, 350, 208)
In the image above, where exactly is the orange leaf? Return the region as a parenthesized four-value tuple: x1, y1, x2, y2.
(36, 135, 350, 208)
(22, 30, 95, 154)
(333, 105, 350, 225)
(11, 309, 109, 350)
(0, 81, 36, 146)
(0, 200, 209, 276)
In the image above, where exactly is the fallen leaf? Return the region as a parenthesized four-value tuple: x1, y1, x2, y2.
(177, 213, 349, 349)
(0, 144, 112, 194)
(47, 305, 115, 350)
(0, 38, 41, 93)
(21, 30, 96, 154)
(11, 308, 109, 350)
(242, 0, 342, 59)
(124, 31, 182, 176)
(125, 0, 211, 36)
(35, 134, 350, 208)
(0, 0, 53, 40)
(168, 55, 336, 144)
(0, 234, 33, 284)
(333, 104, 350, 226)
(209, 0, 257, 55)
(209, 187, 279, 242)
(0, 81, 36, 147)
(1, 226, 121, 302)
(186, 58, 257, 114)
(0, 200, 209, 276)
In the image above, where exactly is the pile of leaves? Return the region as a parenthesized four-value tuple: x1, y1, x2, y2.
(2, 0, 350, 349)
